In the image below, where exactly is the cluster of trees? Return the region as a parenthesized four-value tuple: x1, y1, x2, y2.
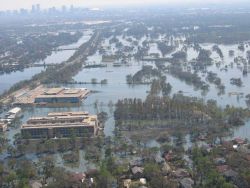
(192, 148, 235, 188)
(114, 94, 216, 131)
(126, 23, 148, 39)
(206, 71, 225, 94)
(230, 78, 243, 87)
(171, 50, 188, 62)
(168, 64, 209, 91)
(126, 65, 161, 84)
(114, 88, 250, 132)
(37, 61, 83, 84)
(157, 42, 175, 57)
(212, 45, 224, 59)
(149, 78, 172, 96)
(195, 49, 213, 67)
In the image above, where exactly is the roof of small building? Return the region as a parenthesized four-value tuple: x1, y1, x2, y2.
(180, 178, 194, 188)
(71, 172, 86, 182)
(30, 180, 42, 188)
(214, 157, 226, 165)
(233, 138, 245, 145)
(172, 169, 190, 178)
(223, 169, 238, 179)
(8, 107, 21, 114)
(123, 179, 131, 188)
(131, 166, 144, 174)
(216, 165, 230, 173)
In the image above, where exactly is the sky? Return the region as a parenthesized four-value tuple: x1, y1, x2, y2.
(0, 0, 249, 11)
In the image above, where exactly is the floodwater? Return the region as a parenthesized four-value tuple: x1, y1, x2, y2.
(0, 67, 44, 95)
(0, 30, 93, 95)
(36, 30, 93, 65)
(3, 33, 250, 172)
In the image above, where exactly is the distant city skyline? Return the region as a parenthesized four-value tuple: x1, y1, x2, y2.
(0, 0, 249, 11)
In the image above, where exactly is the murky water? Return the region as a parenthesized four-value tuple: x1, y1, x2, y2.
(36, 30, 93, 65)
(3, 33, 250, 172)
(0, 31, 93, 95)
(0, 67, 44, 95)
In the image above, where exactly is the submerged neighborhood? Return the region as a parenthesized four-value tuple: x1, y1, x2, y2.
(1, 1, 250, 188)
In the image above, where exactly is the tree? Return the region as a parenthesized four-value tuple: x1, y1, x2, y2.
(91, 78, 98, 84)
(39, 156, 55, 185)
(5, 171, 17, 188)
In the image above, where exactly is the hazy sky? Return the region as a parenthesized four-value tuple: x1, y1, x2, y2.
(0, 0, 249, 11)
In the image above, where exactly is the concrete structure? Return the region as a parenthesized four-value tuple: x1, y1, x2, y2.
(14, 85, 90, 106)
(21, 112, 99, 139)
(5, 107, 22, 122)
(6, 107, 21, 117)
(0, 122, 7, 132)
(34, 88, 89, 104)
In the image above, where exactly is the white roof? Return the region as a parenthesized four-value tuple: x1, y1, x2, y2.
(8, 107, 21, 114)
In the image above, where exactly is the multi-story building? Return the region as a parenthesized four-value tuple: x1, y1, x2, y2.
(34, 88, 89, 104)
(21, 112, 99, 139)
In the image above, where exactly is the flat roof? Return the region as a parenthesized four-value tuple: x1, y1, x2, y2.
(28, 116, 86, 121)
(21, 122, 95, 129)
(48, 111, 89, 116)
(63, 89, 81, 94)
(45, 88, 64, 95)
(14, 85, 90, 105)
(8, 107, 21, 114)
(36, 88, 89, 99)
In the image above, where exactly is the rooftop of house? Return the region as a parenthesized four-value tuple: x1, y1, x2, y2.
(179, 178, 194, 188)
(131, 166, 144, 175)
(0, 122, 7, 128)
(172, 168, 190, 178)
(70, 172, 86, 183)
(216, 165, 230, 173)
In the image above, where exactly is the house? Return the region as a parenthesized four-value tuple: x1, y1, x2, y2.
(0, 122, 7, 132)
(71, 172, 86, 183)
(233, 138, 245, 145)
(201, 143, 212, 153)
(214, 157, 226, 165)
(216, 165, 230, 173)
(223, 170, 238, 181)
(179, 178, 194, 188)
(163, 150, 173, 161)
(29, 180, 42, 188)
(131, 166, 144, 179)
(123, 179, 131, 188)
(129, 159, 143, 167)
(162, 162, 171, 175)
(139, 178, 147, 185)
(172, 169, 190, 178)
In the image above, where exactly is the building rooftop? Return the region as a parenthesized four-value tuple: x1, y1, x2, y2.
(35, 88, 89, 99)
(63, 89, 82, 94)
(8, 107, 21, 114)
(14, 85, 90, 105)
(44, 88, 64, 95)
(21, 122, 94, 129)
(21, 112, 98, 130)
(48, 111, 89, 117)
